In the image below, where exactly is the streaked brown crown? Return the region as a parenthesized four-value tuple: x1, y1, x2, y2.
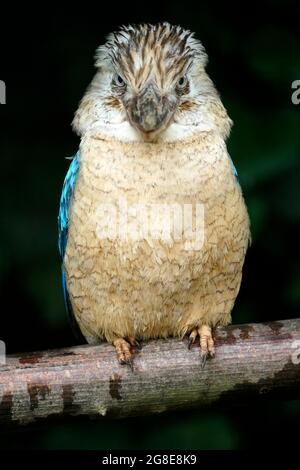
(96, 23, 207, 89)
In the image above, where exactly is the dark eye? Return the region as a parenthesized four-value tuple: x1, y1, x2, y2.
(177, 76, 187, 88)
(115, 75, 125, 87)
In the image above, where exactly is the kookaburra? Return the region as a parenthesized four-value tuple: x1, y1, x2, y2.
(58, 23, 250, 367)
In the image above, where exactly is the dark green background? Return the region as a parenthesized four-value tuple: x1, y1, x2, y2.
(0, 0, 299, 449)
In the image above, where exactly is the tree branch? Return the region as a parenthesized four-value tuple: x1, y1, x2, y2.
(1, 319, 300, 425)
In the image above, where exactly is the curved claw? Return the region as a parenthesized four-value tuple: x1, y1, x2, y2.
(188, 329, 197, 349)
(200, 351, 207, 368)
(120, 356, 134, 371)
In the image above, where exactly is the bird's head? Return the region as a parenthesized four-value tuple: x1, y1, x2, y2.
(73, 23, 232, 143)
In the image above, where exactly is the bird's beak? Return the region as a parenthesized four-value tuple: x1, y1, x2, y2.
(127, 83, 176, 141)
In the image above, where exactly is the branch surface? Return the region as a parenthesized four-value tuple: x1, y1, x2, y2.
(1, 319, 300, 425)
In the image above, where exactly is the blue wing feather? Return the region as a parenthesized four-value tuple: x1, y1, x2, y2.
(229, 155, 239, 180)
(58, 151, 84, 340)
(58, 151, 80, 260)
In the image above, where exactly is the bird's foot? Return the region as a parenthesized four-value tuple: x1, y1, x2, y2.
(188, 325, 215, 367)
(113, 338, 133, 369)
(113, 337, 141, 370)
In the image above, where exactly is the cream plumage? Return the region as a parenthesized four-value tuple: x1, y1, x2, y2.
(59, 23, 250, 366)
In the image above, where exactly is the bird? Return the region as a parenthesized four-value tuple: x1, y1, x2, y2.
(58, 22, 250, 367)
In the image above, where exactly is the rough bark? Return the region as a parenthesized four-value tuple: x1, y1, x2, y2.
(0, 319, 299, 425)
